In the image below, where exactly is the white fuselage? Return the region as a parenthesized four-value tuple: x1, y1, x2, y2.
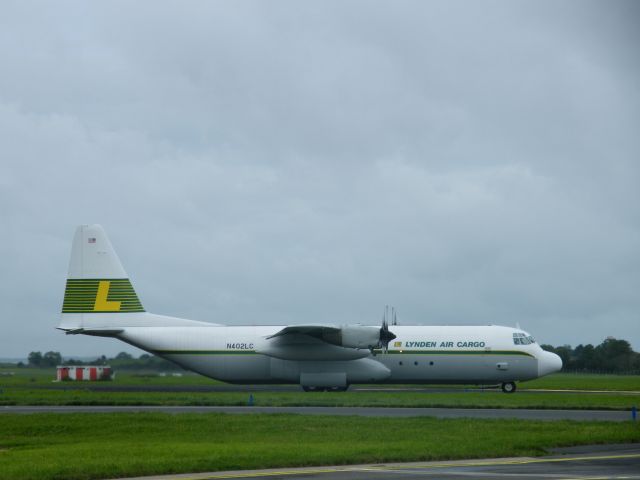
(104, 314, 560, 386)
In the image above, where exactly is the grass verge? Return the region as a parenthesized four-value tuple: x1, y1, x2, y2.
(0, 389, 637, 410)
(0, 413, 638, 480)
(520, 373, 640, 391)
(1, 370, 638, 410)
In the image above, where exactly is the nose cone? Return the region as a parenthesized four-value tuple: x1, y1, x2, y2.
(538, 351, 563, 377)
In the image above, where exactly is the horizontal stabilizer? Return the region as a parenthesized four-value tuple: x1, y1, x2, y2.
(57, 327, 124, 337)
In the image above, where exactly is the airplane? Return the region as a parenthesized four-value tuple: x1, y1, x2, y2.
(58, 225, 562, 393)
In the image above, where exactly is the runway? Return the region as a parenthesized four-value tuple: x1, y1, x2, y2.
(1, 405, 631, 421)
(114, 444, 640, 480)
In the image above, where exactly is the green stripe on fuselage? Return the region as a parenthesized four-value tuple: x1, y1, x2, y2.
(380, 350, 534, 358)
(153, 350, 257, 355)
(152, 349, 534, 358)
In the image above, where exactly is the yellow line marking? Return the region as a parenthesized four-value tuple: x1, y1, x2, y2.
(394, 452, 640, 469)
(172, 452, 640, 479)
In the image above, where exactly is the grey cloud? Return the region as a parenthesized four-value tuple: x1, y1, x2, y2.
(0, 1, 638, 357)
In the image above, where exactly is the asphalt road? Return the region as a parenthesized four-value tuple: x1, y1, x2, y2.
(114, 444, 640, 480)
(1, 405, 632, 421)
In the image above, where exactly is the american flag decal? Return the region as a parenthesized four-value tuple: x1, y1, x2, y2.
(88, 237, 96, 243)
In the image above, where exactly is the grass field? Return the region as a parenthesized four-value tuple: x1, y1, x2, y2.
(520, 373, 640, 391)
(2, 388, 638, 410)
(0, 413, 638, 480)
(1, 370, 638, 480)
(4, 368, 639, 390)
(1, 369, 639, 410)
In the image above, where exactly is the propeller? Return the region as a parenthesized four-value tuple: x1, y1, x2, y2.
(378, 317, 397, 353)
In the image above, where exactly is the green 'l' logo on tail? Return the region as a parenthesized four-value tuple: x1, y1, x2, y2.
(62, 279, 144, 313)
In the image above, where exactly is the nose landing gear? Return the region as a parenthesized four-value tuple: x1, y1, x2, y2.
(501, 382, 516, 393)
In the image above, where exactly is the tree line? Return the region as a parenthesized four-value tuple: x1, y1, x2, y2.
(541, 337, 640, 373)
(23, 351, 183, 371)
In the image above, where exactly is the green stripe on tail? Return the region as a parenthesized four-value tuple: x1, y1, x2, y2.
(62, 279, 144, 313)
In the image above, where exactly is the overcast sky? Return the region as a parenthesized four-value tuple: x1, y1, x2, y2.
(1, 1, 638, 358)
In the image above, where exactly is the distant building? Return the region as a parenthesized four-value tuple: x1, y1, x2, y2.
(56, 366, 112, 381)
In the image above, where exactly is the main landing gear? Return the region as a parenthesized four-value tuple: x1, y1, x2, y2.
(302, 386, 349, 392)
(501, 382, 517, 394)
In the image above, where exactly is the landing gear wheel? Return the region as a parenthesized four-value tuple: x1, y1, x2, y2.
(501, 382, 516, 394)
(302, 386, 329, 392)
(329, 386, 349, 392)
(302, 386, 349, 392)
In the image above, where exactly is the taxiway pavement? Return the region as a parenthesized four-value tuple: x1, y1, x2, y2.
(113, 443, 640, 480)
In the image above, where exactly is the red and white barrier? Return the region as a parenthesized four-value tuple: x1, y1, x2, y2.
(56, 366, 112, 381)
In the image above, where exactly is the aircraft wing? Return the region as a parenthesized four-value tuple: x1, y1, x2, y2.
(259, 324, 371, 361)
(266, 325, 342, 343)
(266, 325, 396, 350)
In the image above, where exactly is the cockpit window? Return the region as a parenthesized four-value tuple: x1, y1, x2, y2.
(513, 332, 536, 345)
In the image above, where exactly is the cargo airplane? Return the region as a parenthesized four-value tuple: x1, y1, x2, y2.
(58, 225, 562, 393)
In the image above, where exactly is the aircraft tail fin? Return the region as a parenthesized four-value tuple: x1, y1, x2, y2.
(59, 225, 214, 332)
(59, 225, 147, 332)
(61, 224, 144, 314)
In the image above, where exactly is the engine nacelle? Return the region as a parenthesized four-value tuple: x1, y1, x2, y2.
(332, 325, 381, 349)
